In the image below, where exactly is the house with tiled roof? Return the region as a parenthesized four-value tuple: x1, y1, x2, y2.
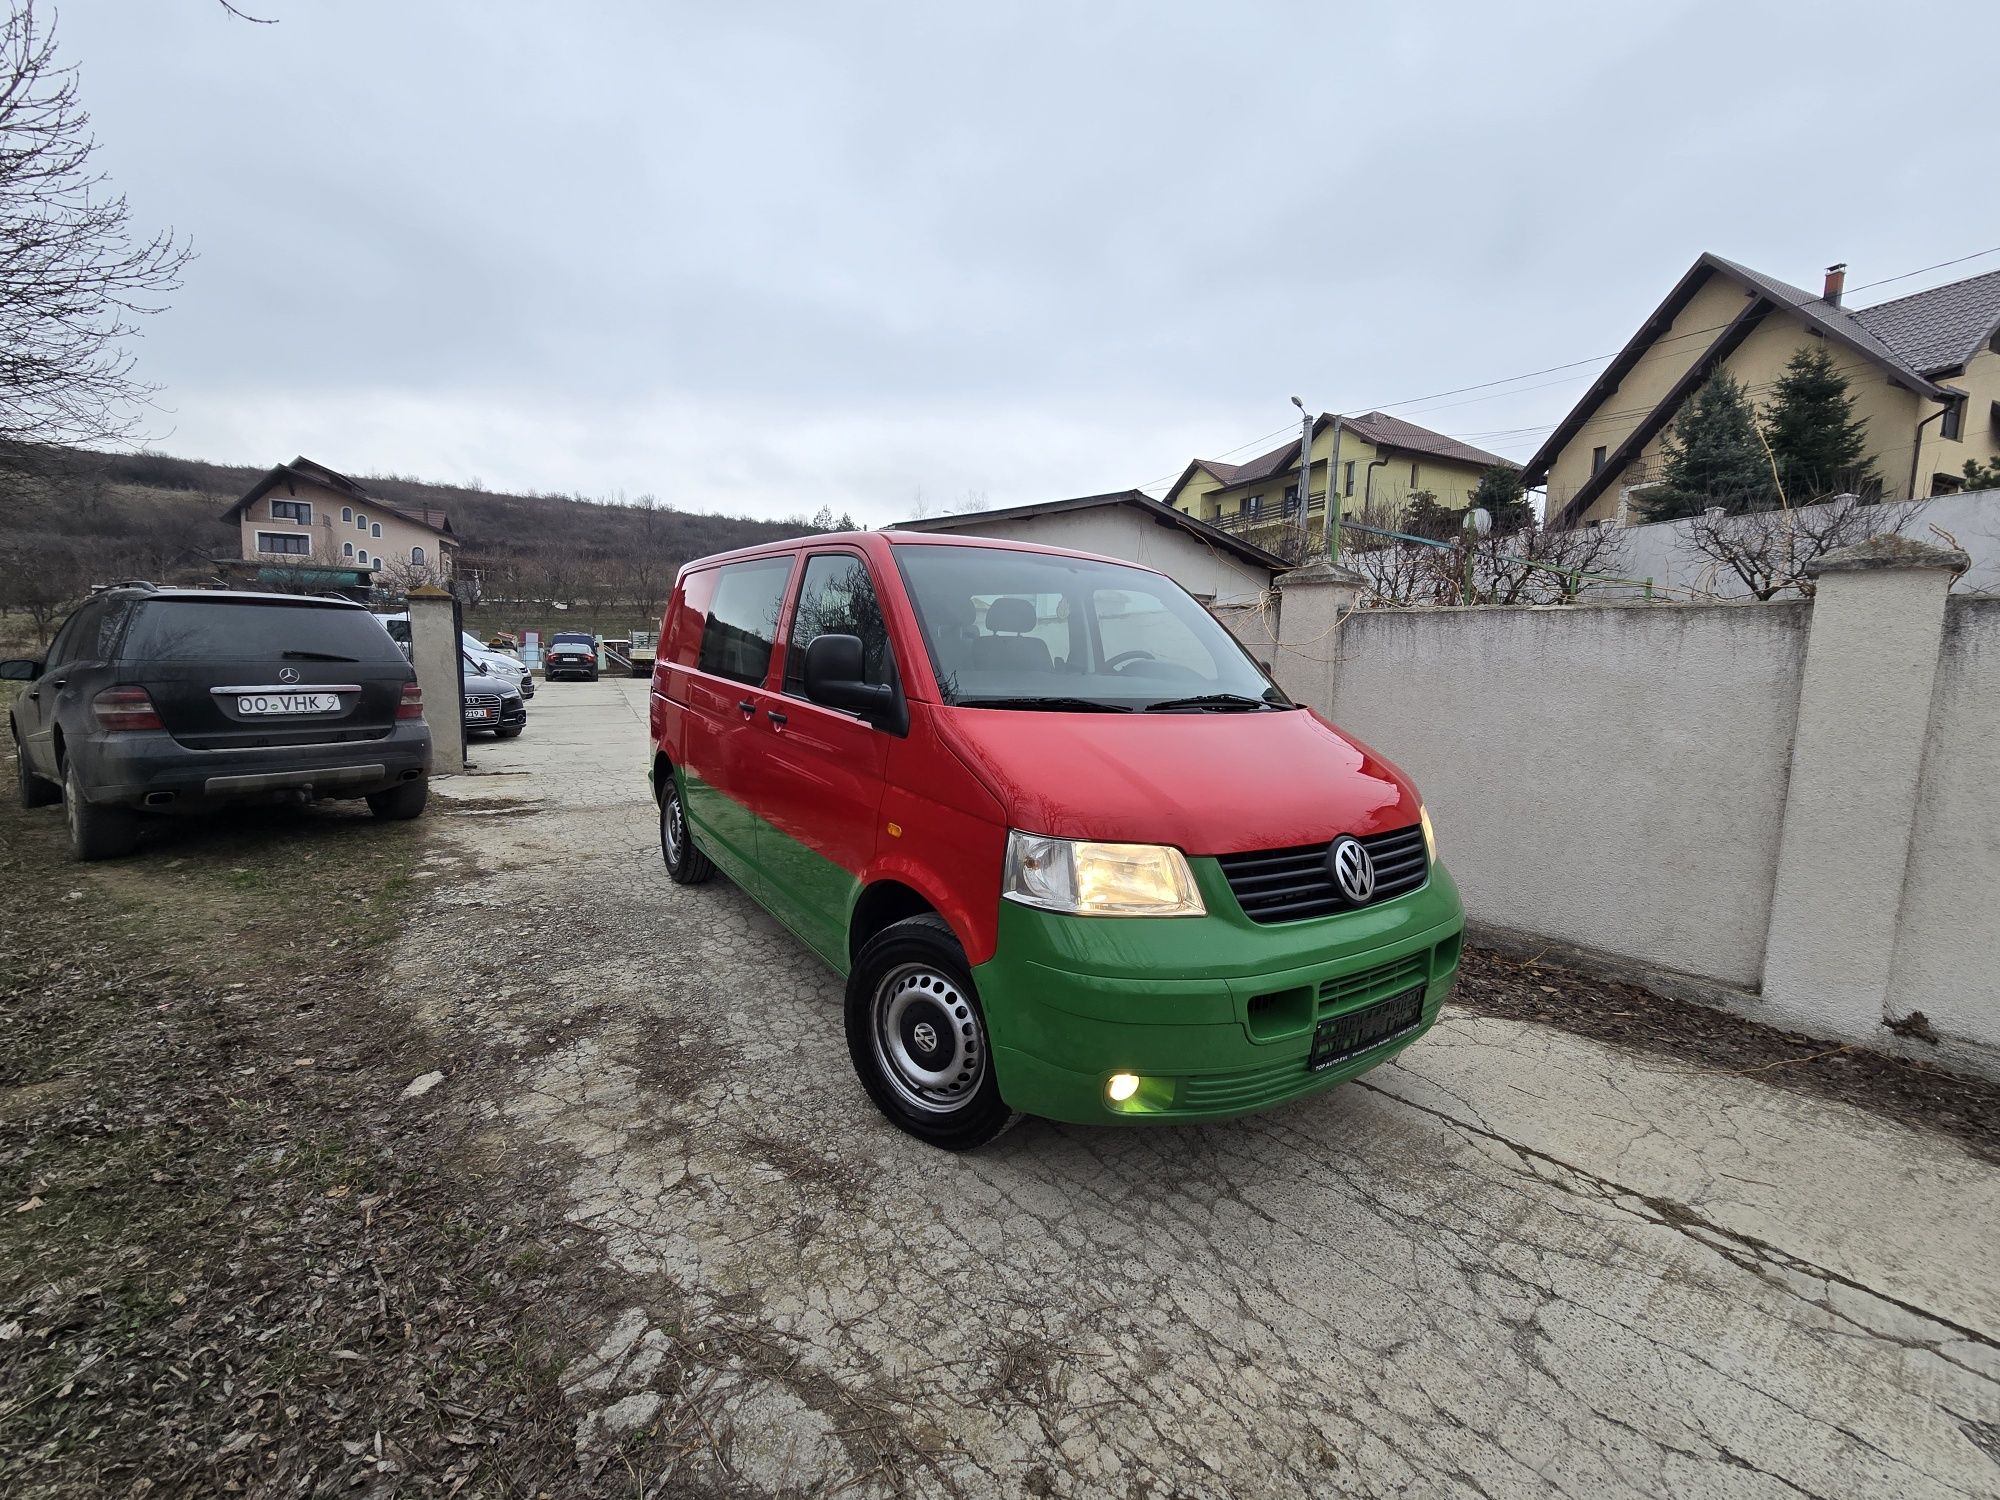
(1162, 412, 1507, 552)
(219, 457, 459, 586)
(1523, 253, 2000, 527)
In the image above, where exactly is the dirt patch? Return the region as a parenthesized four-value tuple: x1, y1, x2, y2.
(1455, 945, 2000, 1164)
(0, 790, 646, 1497)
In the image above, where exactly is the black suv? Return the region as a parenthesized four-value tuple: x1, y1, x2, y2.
(544, 632, 598, 681)
(4, 585, 433, 860)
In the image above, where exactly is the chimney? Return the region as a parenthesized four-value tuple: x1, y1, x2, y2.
(1823, 263, 1847, 306)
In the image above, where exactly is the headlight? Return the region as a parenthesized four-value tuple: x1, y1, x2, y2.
(1002, 830, 1205, 917)
(1420, 805, 1436, 862)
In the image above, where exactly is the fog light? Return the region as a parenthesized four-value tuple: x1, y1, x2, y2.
(1106, 1072, 1140, 1103)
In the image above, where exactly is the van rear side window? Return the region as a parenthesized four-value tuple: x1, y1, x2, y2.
(695, 558, 793, 686)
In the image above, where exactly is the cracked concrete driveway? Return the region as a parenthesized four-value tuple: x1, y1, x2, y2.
(405, 676, 2000, 1499)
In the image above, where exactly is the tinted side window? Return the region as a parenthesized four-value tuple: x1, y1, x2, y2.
(695, 559, 792, 686)
(784, 553, 894, 696)
(43, 602, 96, 667)
(122, 601, 406, 662)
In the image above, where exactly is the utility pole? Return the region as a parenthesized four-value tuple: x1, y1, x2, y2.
(1289, 396, 1314, 560)
(1323, 415, 1345, 565)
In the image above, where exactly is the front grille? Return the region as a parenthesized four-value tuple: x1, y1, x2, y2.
(1317, 950, 1428, 1015)
(1217, 824, 1429, 924)
(466, 693, 501, 712)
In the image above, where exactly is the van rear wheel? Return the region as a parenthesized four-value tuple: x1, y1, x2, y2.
(846, 914, 1018, 1150)
(659, 774, 712, 884)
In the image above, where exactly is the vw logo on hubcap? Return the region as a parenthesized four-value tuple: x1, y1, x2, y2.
(1329, 836, 1376, 904)
(911, 1020, 940, 1054)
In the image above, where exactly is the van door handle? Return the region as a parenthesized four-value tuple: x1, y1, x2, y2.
(766, 709, 788, 727)
(736, 699, 755, 717)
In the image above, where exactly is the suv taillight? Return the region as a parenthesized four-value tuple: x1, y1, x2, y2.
(397, 682, 424, 719)
(92, 686, 164, 732)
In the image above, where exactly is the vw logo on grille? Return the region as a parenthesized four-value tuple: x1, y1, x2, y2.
(278, 666, 300, 684)
(1329, 836, 1376, 904)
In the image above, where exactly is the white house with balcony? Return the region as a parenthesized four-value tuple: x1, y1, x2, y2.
(219, 456, 457, 587)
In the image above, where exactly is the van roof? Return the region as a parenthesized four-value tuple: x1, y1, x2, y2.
(678, 528, 1171, 578)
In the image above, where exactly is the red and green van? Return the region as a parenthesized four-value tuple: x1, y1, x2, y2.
(648, 530, 1463, 1149)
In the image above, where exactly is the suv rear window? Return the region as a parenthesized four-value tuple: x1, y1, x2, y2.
(122, 600, 406, 663)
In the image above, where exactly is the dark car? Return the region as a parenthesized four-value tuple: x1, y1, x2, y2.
(544, 632, 598, 681)
(461, 656, 527, 738)
(4, 584, 432, 861)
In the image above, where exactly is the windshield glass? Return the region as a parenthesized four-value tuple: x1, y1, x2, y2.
(893, 544, 1289, 712)
(124, 600, 405, 663)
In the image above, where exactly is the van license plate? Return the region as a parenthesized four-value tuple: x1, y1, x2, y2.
(238, 692, 341, 715)
(1309, 986, 1425, 1070)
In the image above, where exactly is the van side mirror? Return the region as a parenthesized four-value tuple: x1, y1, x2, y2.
(0, 659, 41, 681)
(804, 634, 893, 717)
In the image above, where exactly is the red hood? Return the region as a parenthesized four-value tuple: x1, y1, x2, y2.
(933, 705, 1418, 856)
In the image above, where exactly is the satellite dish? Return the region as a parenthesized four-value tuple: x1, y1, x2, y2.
(1465, 507, 1493, 537)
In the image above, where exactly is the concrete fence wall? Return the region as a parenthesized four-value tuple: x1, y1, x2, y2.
(1262, 544, 1999, 1078)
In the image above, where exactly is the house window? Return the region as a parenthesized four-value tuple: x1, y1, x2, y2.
(1343, 461, 1355, 497)
(356, 513, 368, 530)
(270, 499, 311, 524)
(411, 545, 425, 565)
(1592, 446, 1608, 475)
(371, 522, 382, 538)
(342, 542, 354, 558)
(358, 549, 370, 565)
(255, 531, 310, 556)
(1245, 494, 1262, 518)
(342, 506, 353, 523)
(1941, 394, 1966, 441)
(1283, 484, 1299, 510)
(1409, 462, 1420, 487)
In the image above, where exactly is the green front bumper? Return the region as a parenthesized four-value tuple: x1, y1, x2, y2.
(974, 859, 1464, 1125)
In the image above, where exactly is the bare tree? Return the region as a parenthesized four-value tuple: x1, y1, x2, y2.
(1473, 524, 1630, 605)
(1679, 495, 1919, 600)
(0, 534, 92, 642)
(0, 4, 193, 449)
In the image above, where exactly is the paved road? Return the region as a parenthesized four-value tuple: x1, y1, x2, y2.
(405, 675, 2000, 1498)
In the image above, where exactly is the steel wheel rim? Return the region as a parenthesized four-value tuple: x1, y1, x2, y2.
(871, 961, 986, 1115)
(661, 786, 685, 865)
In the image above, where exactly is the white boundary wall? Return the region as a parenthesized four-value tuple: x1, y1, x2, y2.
(1266, 543, 1999, 1078)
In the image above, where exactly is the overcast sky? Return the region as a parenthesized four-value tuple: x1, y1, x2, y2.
(63, 0, 2000, 523)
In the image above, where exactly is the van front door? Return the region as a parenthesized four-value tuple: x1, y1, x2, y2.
(756, 550, 896, 968)
(681, 556, 796, 894)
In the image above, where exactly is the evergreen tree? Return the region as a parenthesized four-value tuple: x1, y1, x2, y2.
(1403, 491, 1461, 540)
(1636, 372, 1774, 522)
(1761, 345, 1876, 501)
(1468, 464, 1533, 532)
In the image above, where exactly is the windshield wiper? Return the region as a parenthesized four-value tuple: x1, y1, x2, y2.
(956, 695, 1132, 713)
(1144, 693, 1284, 713)
(281, 649, 359, 662)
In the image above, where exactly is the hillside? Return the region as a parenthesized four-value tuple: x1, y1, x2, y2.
(0, 445, 811, 633)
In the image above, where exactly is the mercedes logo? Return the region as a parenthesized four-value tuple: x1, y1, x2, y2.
(911, 1021, 939, 1054)
(1329, 836, 1376, 904)
(278, 666, 300, 684)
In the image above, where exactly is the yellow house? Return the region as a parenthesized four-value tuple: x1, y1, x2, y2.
(1162, 411, 1506, 553)
(220, 456, 458, 585)
(1524, 253, 2000, 526)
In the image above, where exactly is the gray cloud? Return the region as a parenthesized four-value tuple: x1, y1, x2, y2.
(62, 0, 2000, 522)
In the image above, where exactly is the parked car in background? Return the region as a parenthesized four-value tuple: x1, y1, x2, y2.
(4, 584, 431, 860)
(461, 655, 526, 739)
(544, 632, 599, 681)
(648, 531, 1463, 1150)
(377, 613, 533, 698)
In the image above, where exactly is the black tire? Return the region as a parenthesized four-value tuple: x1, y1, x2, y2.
(13, 721, 57, 808)
(495, 724, 523, 739)
(367, 777, 429, 820)
(845, 913, 1019, 1151)
(586, 671, 599, 682)
(658, 771, 712, 884)
(63, 758, 139, 861)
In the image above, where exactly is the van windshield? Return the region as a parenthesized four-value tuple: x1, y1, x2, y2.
(893, 544, 1291, 712)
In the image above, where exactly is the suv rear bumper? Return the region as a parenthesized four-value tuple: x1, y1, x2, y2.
(76, 723, 432, 810)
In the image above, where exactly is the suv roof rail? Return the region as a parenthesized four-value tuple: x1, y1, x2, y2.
(92, 578, 159, 594)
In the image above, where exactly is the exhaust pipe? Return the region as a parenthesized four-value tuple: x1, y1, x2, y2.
(144, 791, 176, 807)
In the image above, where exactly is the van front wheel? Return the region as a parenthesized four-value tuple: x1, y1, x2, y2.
(846, 914, 1018, 1150)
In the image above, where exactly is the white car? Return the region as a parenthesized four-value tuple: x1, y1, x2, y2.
(376, 614, 535, 699)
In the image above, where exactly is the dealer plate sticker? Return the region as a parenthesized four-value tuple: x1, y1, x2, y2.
(1309, 985, 1425, 1071)
(238, 692, 341, 715)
